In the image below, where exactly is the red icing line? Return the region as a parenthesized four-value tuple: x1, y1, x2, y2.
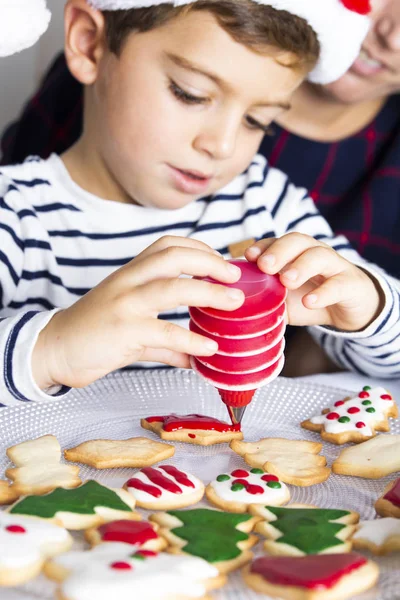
(250, 553, 367, 589)
(98, 520, 158, 545)
(159, 465, 195, 488)
(347, 406, 360, 414)
(146, 414, 241, 432)
(231, 469, 249, 478)
(380, 394, 392, 400)
(261, 474, 279, 482)
(110, 561, 133, 570)
(126, 478, 162, 498)
(384, 479, 400, 507)
(356, 422, 365, 428)
(5, 525, 26, 534)
(140, 467, 183, 494)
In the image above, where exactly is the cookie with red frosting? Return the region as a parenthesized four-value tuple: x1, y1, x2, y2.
(375, 478, 400, 519)
(85, 519, 167, 552)
(124, 465, 205, 510)
(141, 413, 243, 446)
(242, 553, 379, 600)
(205, 468, 290, 513)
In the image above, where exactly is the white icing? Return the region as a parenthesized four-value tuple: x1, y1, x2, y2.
(353, 518, 400, 545)
(0, 511, 70, 568)
(210, 470, 289, 504)
(55, 543, 218, 600)
(310, 387, 394, 435)
(125, 466, 203, 504)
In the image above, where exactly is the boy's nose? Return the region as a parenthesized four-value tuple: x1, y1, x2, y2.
(194, 118, 238, 161)
(375, 5, 400, 50)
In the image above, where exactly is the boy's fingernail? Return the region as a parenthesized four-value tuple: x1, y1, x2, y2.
(227, 288, 243, 301)
(262, 254, 275, 268)
(248, 246, 262, 257)
(307, 294, 317, 305)
(204, 339, 218, 351)
(227, 263, 241, 277)
(283, 269, 298, 282)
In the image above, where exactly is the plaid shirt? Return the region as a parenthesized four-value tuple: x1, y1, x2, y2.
(2, 53, 400, 279)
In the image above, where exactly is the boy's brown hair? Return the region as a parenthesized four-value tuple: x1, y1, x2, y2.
(104, 0, 320, 72)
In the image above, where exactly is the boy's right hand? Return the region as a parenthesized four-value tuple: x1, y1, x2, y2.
(32, 237, 244, 391)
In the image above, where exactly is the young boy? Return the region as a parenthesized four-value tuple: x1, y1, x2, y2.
(0, 0, 399, 407)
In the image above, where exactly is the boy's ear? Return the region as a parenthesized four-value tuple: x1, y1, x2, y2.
(64, 0, 107, 85)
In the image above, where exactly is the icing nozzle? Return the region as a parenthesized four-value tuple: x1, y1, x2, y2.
(225, 404, 247, 425)
(218, 388, 255, 425)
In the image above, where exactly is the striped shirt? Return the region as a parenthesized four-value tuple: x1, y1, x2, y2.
(0, 153, 399, 406)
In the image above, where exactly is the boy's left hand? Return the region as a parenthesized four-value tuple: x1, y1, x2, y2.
(245, 233, 384, 332)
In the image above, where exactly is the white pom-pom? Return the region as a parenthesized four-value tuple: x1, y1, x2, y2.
(0, 0, 51, 58)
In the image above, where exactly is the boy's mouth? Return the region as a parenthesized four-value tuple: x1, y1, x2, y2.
(168, 165, 212, 195)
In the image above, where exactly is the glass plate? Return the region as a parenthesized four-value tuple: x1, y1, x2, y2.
(0, 370, 398, 600)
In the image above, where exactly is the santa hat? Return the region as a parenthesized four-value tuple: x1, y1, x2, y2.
(0, 0, 370, 85)
(0, 0, 51, 58)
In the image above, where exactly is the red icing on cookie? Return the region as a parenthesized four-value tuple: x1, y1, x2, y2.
(384, 478, 400, 507)
(232, 479, 264, 495)
(136, 550, 157, 558)
(188, 434, 196, 439)
(356, 422, 366, 428)
(250, 553, 368, 589)
(146, 414, 241, 432)
(140, 467, 183, 494)
(110, 561, 133, 570)
(159, 465, 195, 488)
(231, 469, 249, 478)
(97, 520, 158, 545)
(327, 412, 339, 420)
(334, 400, 345, 407)
(5, 525, 26, 534)
(126, 479, 162, 498)
(358, 391, 370, 399)
(127, 466, 194, 497)
(261, 474, 279, 482)
(380, 394, 392, 400)
(347, 406, 360, 414)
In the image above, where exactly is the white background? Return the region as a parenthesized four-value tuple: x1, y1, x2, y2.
(0, 0, 64, 140)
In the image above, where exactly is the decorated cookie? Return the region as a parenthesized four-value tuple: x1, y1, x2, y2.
(44, 542, 221, 599)
(8, 480, 140, 529)
(375, 478, 400, 518)
(6, 435, 81, 496)
(0, 511, 72, 587)
(242, 553, 379, 600)
(230, 438, 330, 486)
(0, 480, 18, 506)
(141, 413, 243, 446)
(301, 386, 398, 445)
(332, 434, 400, 478)
(352, 518, 400, 555)
(64, 437, 175, 469)
(85, 520, 167, 552)
(150, 508, 259, 574)
(250, 505, 359, 556)
(205, 468, 290, 513)
(124, 465, 205, 510)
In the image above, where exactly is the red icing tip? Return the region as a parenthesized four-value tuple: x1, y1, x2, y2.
(5, 525, 26, 534)
(218, 388, 255, 407)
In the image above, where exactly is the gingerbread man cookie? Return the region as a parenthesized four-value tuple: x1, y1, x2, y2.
(375, 478, 400, 518)
(141, 413, 243, 446)
(301, 386, 398, 445)
(205, 468, 290, 513)
(85, 520, 167, 552)
(45, 543, 221, 599)
(250, 505, 359, 556)
(0, 511, 72, 586)
(352, 518, 400, 555)
(124, 465, 205, 510)
(242, 553, 379, 600)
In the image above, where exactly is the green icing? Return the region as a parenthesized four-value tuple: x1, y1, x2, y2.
(338, 416, 350, 423)
(231, 483, 245, 491)
(362, 400, 372, 406)
(250, 468, 264, 474)
(264, 507, 350, 554)
(168, 508, 251, 562)
(366, 407, 376, 413)
(10, 480, 131, 518)
(267, 481, 281, 489)
(217, 474, 230, 482)
(363, 386, 371, 391)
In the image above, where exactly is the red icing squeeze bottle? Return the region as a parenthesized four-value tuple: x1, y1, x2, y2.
(189, 259, 286, 424)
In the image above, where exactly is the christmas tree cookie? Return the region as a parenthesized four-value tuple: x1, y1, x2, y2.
(250, 505, 359, 556)
(85, 520, 167, 552)
(44, 543, 221, 599)
(206, 468, 290, 513)
(242, 553, 379, 600)
(301, 386, 398, 445)
(0, 511, 72, 587)
(8, 480, 140, 529)
(150, 508, 259, 575)
(375, 478, 400, 518)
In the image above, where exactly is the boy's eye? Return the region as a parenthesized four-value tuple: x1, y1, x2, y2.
(246, 115, 274, 135)
(169, 80, 209, 105)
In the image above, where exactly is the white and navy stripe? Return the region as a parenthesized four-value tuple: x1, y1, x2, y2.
(0, 153, 399, 405)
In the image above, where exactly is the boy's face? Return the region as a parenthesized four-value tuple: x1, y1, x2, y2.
(90, 11, 306, 208)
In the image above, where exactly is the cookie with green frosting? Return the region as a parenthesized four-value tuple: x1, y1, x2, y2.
(9, 480, 140, 530)
(150, 508, 259, 573)
(250, 505, 359, 555)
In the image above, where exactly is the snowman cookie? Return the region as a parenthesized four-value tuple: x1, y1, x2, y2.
(124, 465, 205, 510)
(0, 511, 72, 586)
(205, 468, 290, 513)
(44, 543, 221, 600)
(301, 386, 398, 445)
